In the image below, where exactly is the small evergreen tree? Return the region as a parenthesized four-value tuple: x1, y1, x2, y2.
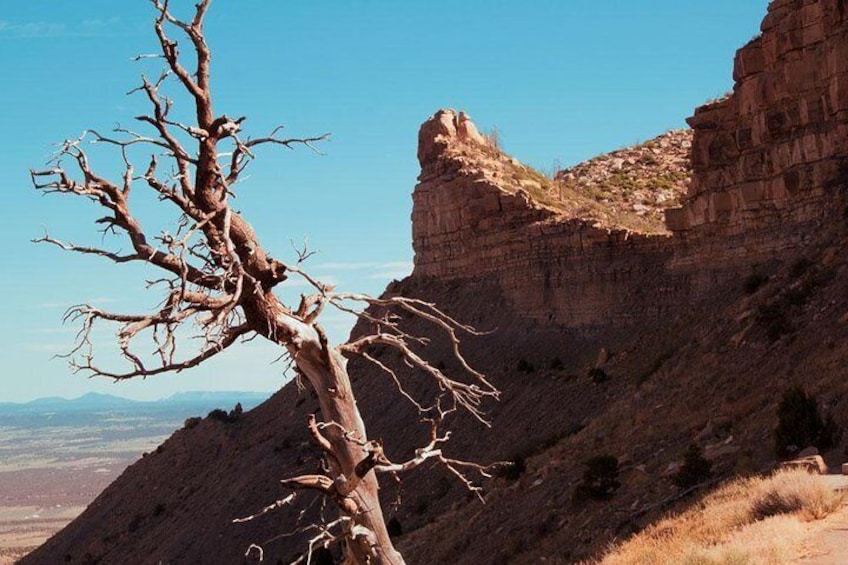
(774, 386, 841, 459)
(574, 455, 621, 501)
(386, 517, 403, 538)
(588, 367, 610, 384)
(672, 444, 713, 489)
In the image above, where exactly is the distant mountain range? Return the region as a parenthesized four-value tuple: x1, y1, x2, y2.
(0, 391, 271, 412)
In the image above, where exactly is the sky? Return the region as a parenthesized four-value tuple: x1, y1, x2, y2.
(0, 0, 769, 402)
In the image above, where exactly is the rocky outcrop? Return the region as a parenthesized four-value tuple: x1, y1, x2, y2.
(780, 455, 829, 474)
(412, 0, 848, 329)
(412, 110, 690, 328)
(667, 0, 848, 238)
(555, 129, 692, 231)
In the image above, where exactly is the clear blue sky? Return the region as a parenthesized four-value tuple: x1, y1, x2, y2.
(0, 1, 769, 402)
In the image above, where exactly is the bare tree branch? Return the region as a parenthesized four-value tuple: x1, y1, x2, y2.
(32, 3, 497, 562)
(232, 494, 297, 524)
(33, 232, 141, 264)
(151, 0, 209, 110)
(226, 128, 330, 185)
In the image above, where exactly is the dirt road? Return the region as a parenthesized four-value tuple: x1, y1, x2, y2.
(798, 474, 848, 564)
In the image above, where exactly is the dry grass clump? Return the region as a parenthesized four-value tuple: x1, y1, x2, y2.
(749, 468, 843, 521)
(598, 469, 844, 565)
(676, 515, 807, 565)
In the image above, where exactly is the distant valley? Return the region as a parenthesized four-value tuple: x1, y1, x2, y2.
(0, 391, 270, 564)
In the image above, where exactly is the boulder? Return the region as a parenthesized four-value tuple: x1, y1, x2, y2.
(661, 461, 683, 477)
(780, 455, 828, 475)
(417, 109, 458, 167)
(797, 446, 820, 458)
(457, 111, 488, 146)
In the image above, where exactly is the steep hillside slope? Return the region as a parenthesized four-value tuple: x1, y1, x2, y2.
(22, 222, 848, 564)
(20, 1, 848, 564)
(395, 221, 848, 563)
(18, 281, 635, 564)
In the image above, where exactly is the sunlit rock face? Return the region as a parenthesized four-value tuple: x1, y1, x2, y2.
(412, 0, 848, 327)
(668, 0, 848, 238)
(412, 109, 685, 328)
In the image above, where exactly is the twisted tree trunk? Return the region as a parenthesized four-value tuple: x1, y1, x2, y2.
(32, 2, 497, 562)
(293, 339, 405, 564)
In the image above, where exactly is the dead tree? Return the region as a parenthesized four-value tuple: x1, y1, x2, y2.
(31, 2, 498, 563)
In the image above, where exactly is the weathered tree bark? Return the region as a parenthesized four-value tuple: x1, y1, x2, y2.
(31, 2, 498, 563)
(291, 340, 404, 564)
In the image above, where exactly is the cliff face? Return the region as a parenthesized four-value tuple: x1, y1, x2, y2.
(412, 111, 689, 328)
(413, 0, 848, 328)
(668, 0, 848, 238)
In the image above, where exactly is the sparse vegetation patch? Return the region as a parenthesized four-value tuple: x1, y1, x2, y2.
(671, 444, 713, 489)
(588, 367, 610, 384)
(599, 469, 845, 564)
(743, 272, 769, 294)
(517, 358, 536, 373)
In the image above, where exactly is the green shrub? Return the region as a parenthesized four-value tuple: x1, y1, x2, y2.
(588, 367, 610, 384)
(207, 403, 243, 424)
(207, 408, 230, 422)
(412, 498, 429, 515)
(127, 513, 144, 533)
(517, 359, 536, 373)
(789, 257, 813, 279)
(755, 303, 793, 341)
(743, 273, 768, 294)
(496, 456, 526, 481)
(574, 455, 621, 501)
(784, 283, 813, 307)
(672, 444, 713, 489)
(774, 386, 842, 459)
(387, 517, 403, 538)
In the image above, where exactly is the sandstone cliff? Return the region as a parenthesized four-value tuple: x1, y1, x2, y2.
(413, 110, 692, 328)
(412, 0, 848, 325)
(657, 0, 848, 289)
(670, 0, 848, 238)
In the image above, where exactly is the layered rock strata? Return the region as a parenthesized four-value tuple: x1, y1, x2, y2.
(667, 0, 848, 238)
(413, 0, 848, 328)
(412, 110, 689, 327)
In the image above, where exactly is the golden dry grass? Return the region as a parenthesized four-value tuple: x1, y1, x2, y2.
(597, 469, 845, 565)
(749, 469, 844, 521)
